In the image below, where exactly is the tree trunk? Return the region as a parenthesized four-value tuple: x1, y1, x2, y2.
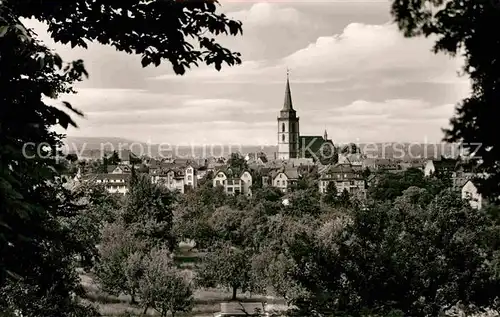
(130, 291, 137, 305)
(142, 305, 148, 315)
(232, 286, 237, 300)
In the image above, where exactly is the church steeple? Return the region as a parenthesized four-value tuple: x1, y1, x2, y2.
(324, 129, 328, 141)
(283, 69, 293, 111)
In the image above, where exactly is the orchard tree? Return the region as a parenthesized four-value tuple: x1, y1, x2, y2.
(96, 221, 147, 304)
(196, 243, 252, 300)
(139, 248, 193, 317)
(208, 206, 247, 247)
(1, 0, 242, 314)
(391, 0, 500, 199)
(123, 173, 178, 252)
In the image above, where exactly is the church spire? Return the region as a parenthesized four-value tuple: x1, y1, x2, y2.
(283, 68, 293, 111)
(324, 129, 328, 140)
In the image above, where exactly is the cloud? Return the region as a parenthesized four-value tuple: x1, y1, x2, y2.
(228, 3, 303, 26)
(303, 99, 456, 143)
(154, 22, 465, 88)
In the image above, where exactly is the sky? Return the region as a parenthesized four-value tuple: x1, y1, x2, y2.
(26, 0, 470, 146)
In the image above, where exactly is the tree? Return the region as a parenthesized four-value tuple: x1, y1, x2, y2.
(10, 0, 242, 74)
(196, 243, 252, 300)
(368, 168, 446, 202)
(107, 151, 121, 166)
(390, 0, 500, 200)
(65, 153, 78, 163)
(228, 152, 247, 173)
(338, 189, 351, 208)
(96, 221, 147, 305)
(286, 190, 500, 316)
(322, 182, 338, 206)
(70, 181, 121, 268)
(1, 0, 242, 314)
(123, 174, 177, 252)
(0, 7, 98, 316)
(283, 188, 322, 217)
(208, 206, 247, 247)
(139, 248, 193, 317)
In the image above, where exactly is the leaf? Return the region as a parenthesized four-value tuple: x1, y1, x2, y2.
(0, 25, 9, 37)
(141, 56, 152, 68)
(54, 54, 63, 69)
(62, 101, 84, 117)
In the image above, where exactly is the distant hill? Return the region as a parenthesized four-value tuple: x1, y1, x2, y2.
(62, 136, 461, 160)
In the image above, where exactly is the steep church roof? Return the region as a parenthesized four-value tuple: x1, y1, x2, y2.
(283, 71, 293, 111)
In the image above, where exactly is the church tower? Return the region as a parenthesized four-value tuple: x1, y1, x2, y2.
(277, 71, 300, 160)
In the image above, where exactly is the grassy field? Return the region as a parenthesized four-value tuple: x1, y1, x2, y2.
(80, 244, 286, 316)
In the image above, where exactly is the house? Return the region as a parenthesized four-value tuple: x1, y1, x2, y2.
(462, 180, 483, 209)
(88, 173, 130, 195)
(151, 165, 197, 194)
(184, 165, 197, 188)
(107, 165, 131, 174)
(424, 157, 458, 177)
(272, 167, 299, 193)
(212, 168, 253, 196)
(318, 163, 366, 199)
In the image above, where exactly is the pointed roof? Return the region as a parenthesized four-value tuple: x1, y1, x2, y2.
(283, 70, 293, 111)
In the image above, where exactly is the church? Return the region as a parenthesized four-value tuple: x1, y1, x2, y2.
(276, 72, 334, 162)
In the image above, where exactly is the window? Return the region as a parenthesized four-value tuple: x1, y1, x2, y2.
(282, 134, 285, 142)
(188, 175, 192, 181)
(282, 123, 285, 132)
(215, 180, 220, 186)
(187, 168, 192, 173)
(277, 180, 280, 186)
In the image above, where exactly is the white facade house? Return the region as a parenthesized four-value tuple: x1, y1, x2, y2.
(94, 173, 130, 195)
(424, 160, 435, 176)
(151, 165, 197, 194)
(272, 168, 299, 193)
(213, 169, 253, 196)
(184, 165, 197, 188)
(462, 180, 483, 209)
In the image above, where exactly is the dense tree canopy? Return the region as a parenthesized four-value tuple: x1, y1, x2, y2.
(390, 0, 500, 199)
(286, 189, 500, 316)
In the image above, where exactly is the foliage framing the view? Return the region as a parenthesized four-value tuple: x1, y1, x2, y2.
(390, 0, 500, 200)
(0, 0, 242, 315)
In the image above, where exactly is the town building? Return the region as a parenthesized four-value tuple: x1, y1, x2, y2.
(150, 164, 197, 194)
(276, 72, 334, 161)
(90, 173, 130, 195)
(461, 180, 483, 209)
(318, 163, 366, 199)
(423, 157, 458, 177)
(270, 167, 299, 193)
(213, 168, 253, 196)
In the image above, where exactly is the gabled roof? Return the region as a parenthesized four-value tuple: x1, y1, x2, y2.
(274, 167, 299, 180)
(321, 163, 363, 180)
(106, 165, 118, 173)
